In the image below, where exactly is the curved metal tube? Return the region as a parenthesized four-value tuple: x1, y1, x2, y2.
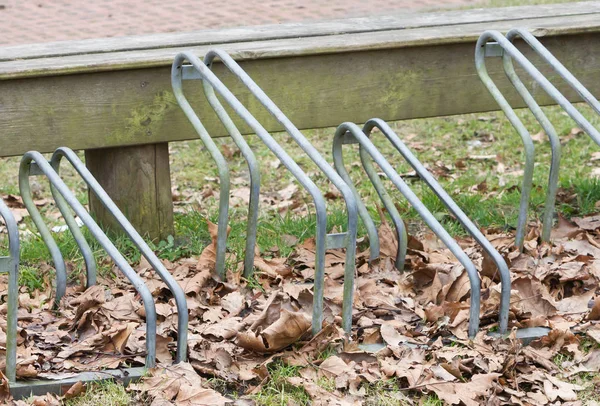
(506, 28, 600, 118)
(19, 162, 68, 305)
(204, 49, 361, 334)
(501, 35, 561, 243)
(334, 122, 481, 338)
(50, 147, 188, 363)
(364, 118, 510, 333)
(475, 32, 536, 251)
(19, 151, 97, 294)
(1, 199, 20, 382)
(477, 30, 600, 246)
(19, 151, 157, 367)
(172, 51, 354, 335)
(171, 67, 230, 280)
(332, 126, 406, 270)
(201, 78, 260, 279)
(20, 159, 97, 292)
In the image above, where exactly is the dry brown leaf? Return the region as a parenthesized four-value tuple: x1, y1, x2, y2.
(63, 381, 86, 399)
(237, 309, 310, 353)
(197, 220, 230, 273)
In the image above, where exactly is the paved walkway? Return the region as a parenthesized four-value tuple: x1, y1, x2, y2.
(0, 0, 483, 46)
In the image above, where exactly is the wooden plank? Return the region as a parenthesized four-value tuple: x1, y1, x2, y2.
(3, 12, 600, 79)
(0, 30, 599, 157)
(84, 143, 174, 241)
(2, 2, 599, 62)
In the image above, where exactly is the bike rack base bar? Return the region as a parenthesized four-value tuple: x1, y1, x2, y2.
(488, 326, 551, 346)
(0, 256, 12, 271)
(9, 367, 146, 399)
(325, 232, 349, 250)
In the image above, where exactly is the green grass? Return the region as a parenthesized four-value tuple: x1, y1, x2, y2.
(252, 361, 311, 406)
(63, 381, 135, 406)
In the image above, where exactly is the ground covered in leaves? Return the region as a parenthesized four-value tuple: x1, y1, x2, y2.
(1, 211, 600, 405)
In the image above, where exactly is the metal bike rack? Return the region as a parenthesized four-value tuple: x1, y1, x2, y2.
(334, 118, 511, 334)
(0, 198, 20, 383)
(476, 29, 600, 248)
(172, 50, 361, 336)
(50, 147, 188, 362)
(333, 121, 483, 338)
(6, 150, 188, 397)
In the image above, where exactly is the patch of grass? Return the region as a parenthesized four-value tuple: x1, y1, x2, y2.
(252, 361, 310, 406)
(64, 380, 135, 406)
(363, 379, 412, 406)
(316, 377, 336, 392)
(316, 344, 337, 361)
(18, 265, 45, 293)
(573, 373, 600, 404)
(552, 352, 573, 370)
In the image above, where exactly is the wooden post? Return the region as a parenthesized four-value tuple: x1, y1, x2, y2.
(84, 143, 174, 241)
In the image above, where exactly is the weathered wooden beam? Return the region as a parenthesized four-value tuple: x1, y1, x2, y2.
(1, 29, 600, 157)
(84, 143, 174, 241)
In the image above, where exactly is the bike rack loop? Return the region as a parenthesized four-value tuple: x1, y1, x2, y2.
(201, 77, 261, 280)
(205, 49, 370, 333)
(21, 157, 97, 303)
(361, 118, 509, 333)
(172, 50, 359, 336)
(171, 55, 260, 281)
(476, 30, 600, 246)
(50, 147, 188, 363)
(504, 28, 600, 238)
(18, 151, 157, 368)
(0, 198, 20, 382)
(333, 122, 481, 338)
(479, 30, 561, 248)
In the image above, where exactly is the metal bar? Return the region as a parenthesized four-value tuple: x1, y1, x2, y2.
(0, 199, 20, 382)
(325, 232, 348, 250)
(332, 128, 406, 271)
(363, 118, 510, 334)
(480, 31, 562, 245)
(19, 160, 68, 305)
(504, 28, 600, 241)
(200, 77, 260, 279)
(172, 50, 360, 336)
(176, 67, 230, 280)
(18, 151, 157, 367)
(478, 31, 600, 143)
(203, 49, 361, 336)
(172, 53, 328, 335)
(50, 147, 187, 363)
(506, 28, 600, 118)
(333, 122, 481, 338)
(9, 367, 145, 399)
(501, 48, 561, 244)
(477, 30, 600, 247)
(475, 33, 535, 251)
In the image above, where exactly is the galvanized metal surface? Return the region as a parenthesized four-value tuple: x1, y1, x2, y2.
(9, 367, 145, 399)
(18, 151, 158, 368)
(172, 49, 360, 336)
(333, 121, 481, 338)
(366, 118, 510, 334)
(51, 147, 188, 363)
(0, 198, 20, 382)
(476, 29, 600, 247)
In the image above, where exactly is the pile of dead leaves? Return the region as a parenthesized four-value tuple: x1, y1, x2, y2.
(1, 214, 600, 405)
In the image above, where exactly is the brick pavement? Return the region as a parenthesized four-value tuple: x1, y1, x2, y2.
(0, 0, 483, 46)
